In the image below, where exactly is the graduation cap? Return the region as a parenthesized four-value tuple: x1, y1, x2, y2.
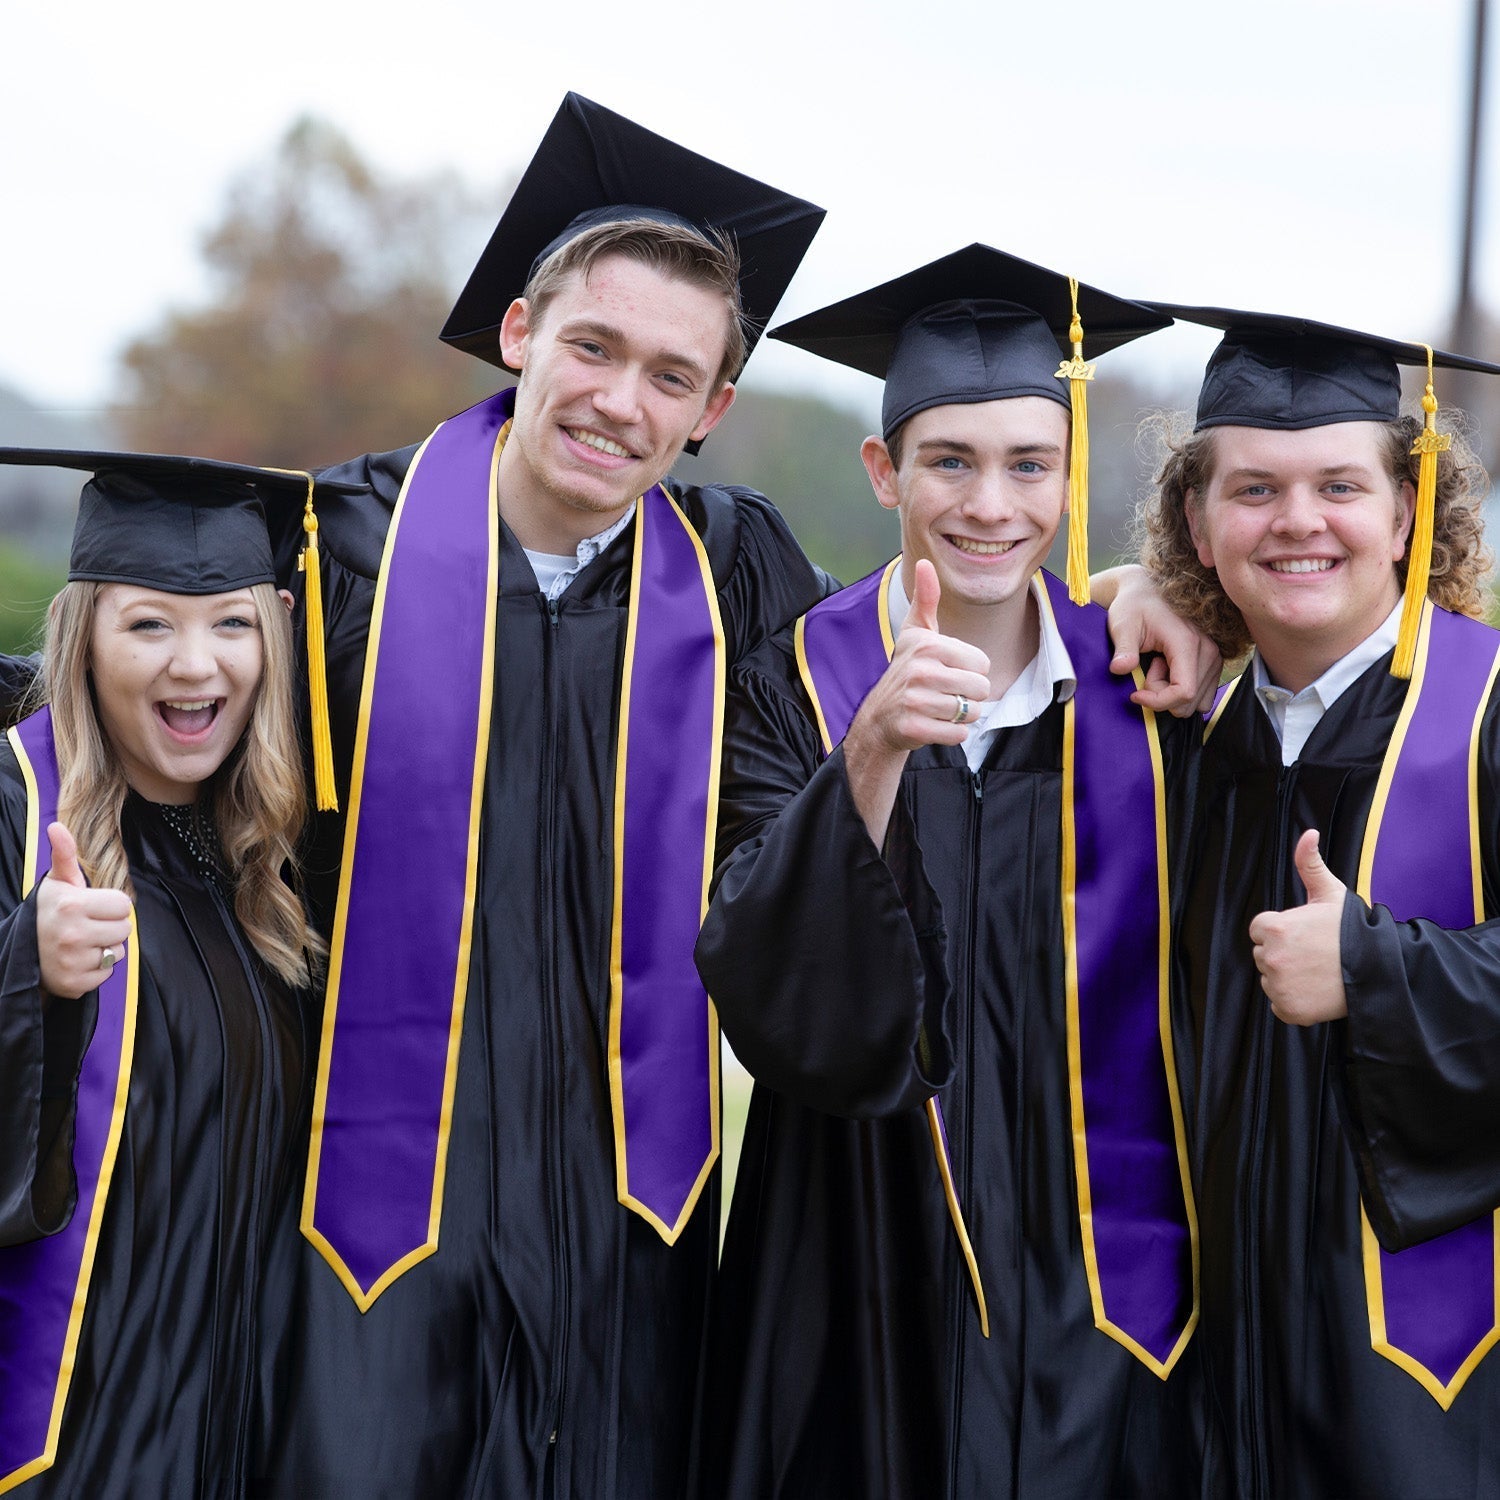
(440, 92, 826, 388)
(1152, 304, 1500, 677)
(1147, 304, 1500, 432)
(770, 244, 1173, 603)
(0, 448, 366, 809)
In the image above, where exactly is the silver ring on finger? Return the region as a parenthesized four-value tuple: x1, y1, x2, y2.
(950, 694, 970, 724)
(99, 945, 118, 970)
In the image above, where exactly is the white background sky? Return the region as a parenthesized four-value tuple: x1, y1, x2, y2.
(2, 0, 1496, 428)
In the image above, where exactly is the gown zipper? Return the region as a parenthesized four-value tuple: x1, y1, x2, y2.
(539, 592, 570, 1487)
(944, 768, 985, 1499)
(1244, 763, 1297, 1500)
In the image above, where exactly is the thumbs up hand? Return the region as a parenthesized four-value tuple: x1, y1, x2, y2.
(842, 560, 994, 846)
(36, 822, 134, 1000)
(1247, 829, 1350, 1025)
(854, 560, 993, 757)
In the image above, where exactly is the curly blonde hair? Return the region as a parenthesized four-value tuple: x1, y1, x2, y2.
(1133, 410, 1493, 660)
(35, 581, 326, 988)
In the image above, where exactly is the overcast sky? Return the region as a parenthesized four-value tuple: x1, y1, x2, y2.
(2, 0, 1495, 428)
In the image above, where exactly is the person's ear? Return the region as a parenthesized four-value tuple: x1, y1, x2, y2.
(689, 382, 737, 444)
(861, 436, 901, 512)
(498, 297, 533, 370)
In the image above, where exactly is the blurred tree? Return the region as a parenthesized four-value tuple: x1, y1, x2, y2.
(0, 543, 63, 655)
(677, 388, 898, 582)
(108, 115, 1226, 588)
(112, 118, 500, 467)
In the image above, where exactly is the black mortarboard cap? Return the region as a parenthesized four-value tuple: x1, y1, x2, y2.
(769, 244, 1171, 439)
(1146, 304, 1500, 431)
(0, 449, 362, 593)
(0, 449, 367, 808)
(440, 93, 826, 383)
(771, 245, 1171, 603)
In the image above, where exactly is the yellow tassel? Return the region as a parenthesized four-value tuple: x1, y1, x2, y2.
(297, 478, 339, 812)
(1392, 347, 1450, 679)
(1056, 277, 1095, 606)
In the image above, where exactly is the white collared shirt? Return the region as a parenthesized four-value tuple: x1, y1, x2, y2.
(887, 570, 1078, 771)
(523, 502, 638, 602)
(1251, 601, 1402, 765)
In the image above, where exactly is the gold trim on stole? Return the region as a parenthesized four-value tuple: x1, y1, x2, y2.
(607, 486, 726, 1243)
(1356, 602, 1500, 1407)
(1040, 579, 1198, 1380)
(792, 555, 990, 1335)
(1202, 673, 1241, 742)
(794, 557, 902, 757)
(0, 728, 140, 1491)
(301, 420, 503, 1311)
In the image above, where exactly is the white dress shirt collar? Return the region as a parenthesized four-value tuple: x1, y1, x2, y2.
(522, 501, 638, 602)
(1251, 600, 1402, 765)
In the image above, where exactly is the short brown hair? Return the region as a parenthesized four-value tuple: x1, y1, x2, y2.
(523, 217, 747, 390)
(1133, 410, 1494, 660)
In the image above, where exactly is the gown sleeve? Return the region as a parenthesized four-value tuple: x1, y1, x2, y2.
(1338, 692, 1500, 1250)
(695, 647, 954, 1120)
(0, 757, 86, 1244)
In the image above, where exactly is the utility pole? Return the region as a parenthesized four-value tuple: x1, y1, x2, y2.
(1453, 0, 1491, 450)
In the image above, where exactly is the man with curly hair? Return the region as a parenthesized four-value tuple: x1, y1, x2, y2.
(1134, 306, 1500, 1499)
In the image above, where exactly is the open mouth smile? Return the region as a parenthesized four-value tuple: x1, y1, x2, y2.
(155, 699, 223, 742)
(1264, 558, 1339, 574)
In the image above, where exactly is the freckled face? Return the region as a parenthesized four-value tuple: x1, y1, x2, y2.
(494, 255, 737, 552)
(89, 585, 265, 804)
(1189, 422, 1412, 677)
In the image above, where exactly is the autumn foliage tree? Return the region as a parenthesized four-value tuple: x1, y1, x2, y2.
(107, 116, 1222, 584)
(112, 118, 502, 467)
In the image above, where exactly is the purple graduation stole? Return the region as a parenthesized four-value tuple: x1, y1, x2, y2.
(1356, 601, 1500, 1408)
(795, 563, 1198, 1375)
(0, 709, 139, 1491)
(304, 389, 723, 1311)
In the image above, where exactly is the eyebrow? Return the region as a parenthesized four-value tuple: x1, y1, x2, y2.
(558, 318, 712, 385)
(114, 590, 258, 615)
(1219, 463, 1378, 483)
(911, 439, 1064, 460)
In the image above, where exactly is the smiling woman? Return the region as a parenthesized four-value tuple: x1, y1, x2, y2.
(86, 585, 270, 806)
(0, 451, 338, 1499)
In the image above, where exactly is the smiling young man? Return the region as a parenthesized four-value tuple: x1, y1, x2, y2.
(1136, 308, 1500, 1498)
(694, 247, 1201, 1498)
(250, 96, 826, 1500)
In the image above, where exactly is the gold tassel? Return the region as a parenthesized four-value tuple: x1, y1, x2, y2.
(1392, 346, 1450, 680)
(1056, 277, 1096, 605)
(294, 474, 339, 812)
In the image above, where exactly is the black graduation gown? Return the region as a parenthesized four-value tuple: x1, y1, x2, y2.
(252, 449, 826, 1500)
(0, 760, 311, 1500)
(1183, 657, 1500, 1499)
(694, 629, 1202, 1500)
(0, 653, 38, 727)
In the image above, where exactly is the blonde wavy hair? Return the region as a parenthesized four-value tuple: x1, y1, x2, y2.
(1133, 410, 1494, 660)
(34, 581, 326, 988)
